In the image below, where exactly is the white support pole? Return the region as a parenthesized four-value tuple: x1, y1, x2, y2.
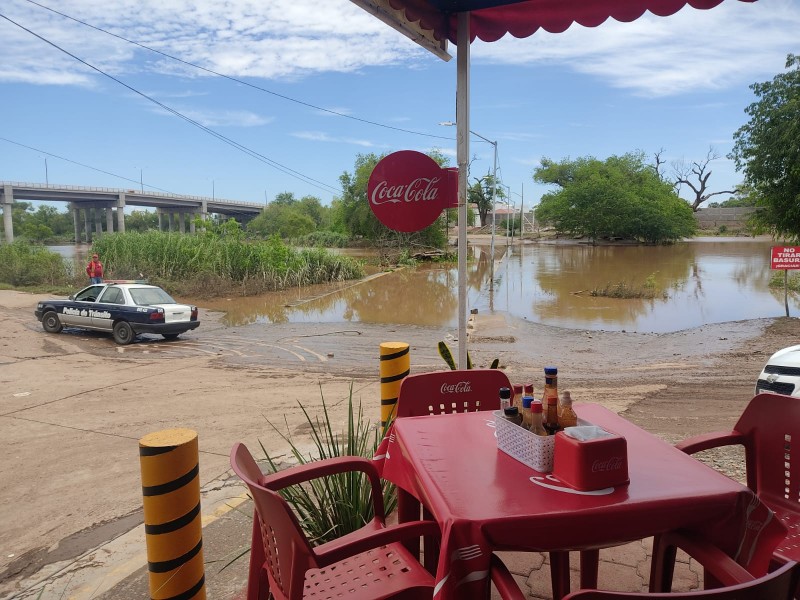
(456, 11, 470, 370)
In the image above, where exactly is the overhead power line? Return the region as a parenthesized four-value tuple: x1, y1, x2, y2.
(0, 11, 342, 196)
(24, 0, 454, 142)
(0, 136, 176, 194)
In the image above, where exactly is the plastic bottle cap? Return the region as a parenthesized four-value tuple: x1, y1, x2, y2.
(499, 387, 511, 399)
(512, 384, 523, 393)
(523, 383, 534, 394)
(503, 407, 519, 416)
(531, 402, 543, 413)
(544, 366, 558, 375)
(522, 395, 533, 408)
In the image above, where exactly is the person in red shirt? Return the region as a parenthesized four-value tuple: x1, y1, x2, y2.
(86, 253, 104, 284)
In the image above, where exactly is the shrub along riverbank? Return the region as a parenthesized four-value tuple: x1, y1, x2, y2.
(0, 232, 365, 297)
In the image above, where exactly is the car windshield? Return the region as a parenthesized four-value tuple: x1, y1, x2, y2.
(129, 287, 176, 306)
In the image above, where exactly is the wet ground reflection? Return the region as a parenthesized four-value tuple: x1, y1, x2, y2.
(201, 237, 799, 333)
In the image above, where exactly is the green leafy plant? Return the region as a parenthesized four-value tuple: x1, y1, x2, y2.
(437, 340, 499, 370)
(259, 384, 396, 546)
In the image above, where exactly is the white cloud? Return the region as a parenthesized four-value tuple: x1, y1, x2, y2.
(292, 130, 379, 148)
(163, 106, 272, 127)
(473, 0, 800, 97)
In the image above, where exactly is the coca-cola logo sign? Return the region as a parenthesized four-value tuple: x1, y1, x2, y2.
(591, 457, 625, 473)
(440, 381, 472, 394)
(368, 151, 456, 232)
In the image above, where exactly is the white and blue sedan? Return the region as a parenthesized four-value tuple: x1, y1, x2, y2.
(35, 282, 199, 345)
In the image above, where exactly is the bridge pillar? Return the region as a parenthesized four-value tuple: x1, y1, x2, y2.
(95, 208, 103, 235)
(106, 207, 114, 233)
(157, 208, 163, 232)
(168, 212, 174, 232)
(117, 194, 126, 233)
(179, 211, 186, 234)
(189, 210, 196, 234)
(201, 199, 208, 220)
(2, 184, 13, 244)
(84, 208, 92, 243)
(72, 203, 81, 243)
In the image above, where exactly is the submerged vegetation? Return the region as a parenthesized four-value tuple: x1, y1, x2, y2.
(0, 241, 73, 287)
(590, 273, 668, 299)
(769, 271, 800, 293)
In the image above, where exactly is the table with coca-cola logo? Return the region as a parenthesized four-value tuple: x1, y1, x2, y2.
(374, 403, 785, 600)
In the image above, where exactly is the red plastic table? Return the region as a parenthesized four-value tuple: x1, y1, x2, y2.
(375, 404, 785, 599)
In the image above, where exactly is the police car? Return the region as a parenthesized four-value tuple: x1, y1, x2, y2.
(755, 344, 800, 398)
(34, 281, 200, 345)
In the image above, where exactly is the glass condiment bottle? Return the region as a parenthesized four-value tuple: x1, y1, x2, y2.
(558, 390, 578, 429)
(543, 366, 560, 434)
(499, 387, 511, 411)
(529, 401, 548, 436)
(521, 395, 533, 429)
(503, 406, 523, 426)
(512, 384, 523, 406)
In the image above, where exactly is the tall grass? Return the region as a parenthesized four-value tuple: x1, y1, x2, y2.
(769, 270, 800, 292)
(91, 232, 364, 294)
(0, 241, 71, 287)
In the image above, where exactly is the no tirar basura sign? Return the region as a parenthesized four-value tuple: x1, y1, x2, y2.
(771, 246, 800, 270)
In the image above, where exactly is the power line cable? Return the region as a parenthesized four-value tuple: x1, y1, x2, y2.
(0, 11, 342, 196)
(23, 0, 454, 142)
(0, 136, 176, 194)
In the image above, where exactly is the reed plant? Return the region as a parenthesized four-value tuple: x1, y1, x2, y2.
(260, 385, 396, 546)
(0, 241, 71, 287)
(769, 270, 800, 293)
(91, 231, 364, 295)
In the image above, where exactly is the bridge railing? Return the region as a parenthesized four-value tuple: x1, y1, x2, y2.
(0, 181, 265, 209)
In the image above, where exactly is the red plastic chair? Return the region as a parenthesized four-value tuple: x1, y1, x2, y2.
(395, 369, 511, 417)
(230, 442, 439, 600)
(675, 392, 800, 569)
(491, 547, 800, 599)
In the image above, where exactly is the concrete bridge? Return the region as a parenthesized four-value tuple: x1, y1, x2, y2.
(0, 182, 266, 243)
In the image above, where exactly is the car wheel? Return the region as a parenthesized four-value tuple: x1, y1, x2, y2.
(113, 321, 135, 345)
(42, 311, 63, 334)
(162, 333, 180, 340)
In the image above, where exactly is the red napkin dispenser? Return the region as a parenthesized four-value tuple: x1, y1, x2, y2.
(553, 430, 629, 491)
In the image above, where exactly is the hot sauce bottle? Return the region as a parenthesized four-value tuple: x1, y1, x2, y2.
(543, 366, 560, 434)
(558, 390, 578, 429)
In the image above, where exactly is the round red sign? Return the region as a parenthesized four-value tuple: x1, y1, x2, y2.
(367, 151, 447, 233)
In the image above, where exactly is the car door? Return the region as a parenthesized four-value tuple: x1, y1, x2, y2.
(61, 285, 105, 327)
(91, 286, 124, 331)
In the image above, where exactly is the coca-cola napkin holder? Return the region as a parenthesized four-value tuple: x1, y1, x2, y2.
(552, 428, 629, 491)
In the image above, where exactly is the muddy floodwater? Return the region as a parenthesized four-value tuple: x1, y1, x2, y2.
(197, 237, 798, 333)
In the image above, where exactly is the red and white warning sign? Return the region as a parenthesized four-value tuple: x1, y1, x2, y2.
(771, 246, 800, 270)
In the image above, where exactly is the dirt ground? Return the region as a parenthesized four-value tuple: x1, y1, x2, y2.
(0, 288, 798, 598)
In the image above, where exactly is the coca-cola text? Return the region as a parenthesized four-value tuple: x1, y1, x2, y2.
(440, 381, 472, 394)
(371, 177, 441, 206)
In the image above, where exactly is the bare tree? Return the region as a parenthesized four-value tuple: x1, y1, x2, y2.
(672, 147, 735, 212)
(652, 148, 667, 181)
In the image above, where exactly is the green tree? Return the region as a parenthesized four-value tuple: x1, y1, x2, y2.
(247, 202, 316, 238)
(468, 173, 505, 227)
(534, 152, 696, 244)
(730, 54, 800, 242)
(126, 209, 159, 232)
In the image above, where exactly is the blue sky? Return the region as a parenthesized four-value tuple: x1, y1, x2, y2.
(1, 0, 798, 212)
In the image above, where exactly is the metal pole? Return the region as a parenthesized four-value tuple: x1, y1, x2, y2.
(490, 142, 497, 262)
(140, 168, 143, 193)
(45, 158, 48, 185)
(520, 182, 524, 238)
(456, 12, 470, 370)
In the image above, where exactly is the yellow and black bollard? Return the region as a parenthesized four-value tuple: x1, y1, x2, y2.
(139, 428, 206, 600)
(380, 341, 410, 429)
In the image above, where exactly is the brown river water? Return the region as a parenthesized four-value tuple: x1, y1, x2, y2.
(53, 237, 799, 333)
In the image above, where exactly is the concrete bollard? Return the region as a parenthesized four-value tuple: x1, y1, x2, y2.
(139, 428, 206, 600)
(380, 342, 410, 429)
